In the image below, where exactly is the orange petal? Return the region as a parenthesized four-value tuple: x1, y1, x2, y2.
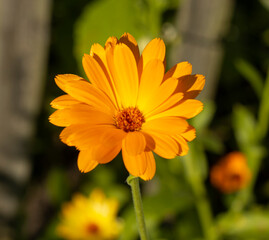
(145, 92, 184, 120)
(122, 132, 146, 156)
(90, 44, 117, 100)
(105, 36, 118, 49)
(181, 125, 196, 142)
(92, 142, 122, 164)
(90, 43, 107, 63)
(60, 125, 124, 150)
(55, 74, 114, 112)
(119, 33, 140, 64)
(55, 74, 85, 92)
(90, 44, 121, 108)
(164, 62, 192, 80)
(93, 128, 126, 163)
(82, 54, 118, 108)
(50, 95, 80, 109)
(140, 151, 156, 181)
(173, 135, 189, 156)
(90, 43, 111, 82)
(112, 43, 139, 107)
(176, 74, 205, 99)
(49, 105, 114, 127)
(138, 38, 166, 72)
(137, 59, 165, 112)
(122, 148, 147, 177)
(139, 77, 179, 115)
(142, 131, 179, 159)
(142, 117, 189, 134)
(64, 80, 115, 114)
(60, 125, 101, 147)
(77, 150, 99, 173)
(49, 110, 70, 127)
(149, 99, 203, 120)
(105, 44, 122, 108)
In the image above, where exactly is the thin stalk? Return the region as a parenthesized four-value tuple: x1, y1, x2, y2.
(183, 153, 217, 240)
(190, 177, 217, 240)
(127, 175, 149, 240)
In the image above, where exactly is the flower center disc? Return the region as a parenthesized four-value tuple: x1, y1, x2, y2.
(86, 222, 99, 235)
(114, 107, 145, 132)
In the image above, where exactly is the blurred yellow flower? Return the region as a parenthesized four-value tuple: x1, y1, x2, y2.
(210, 151, 251, 193)
(49, 33, 205, 180)
(57, 189, 122, 240)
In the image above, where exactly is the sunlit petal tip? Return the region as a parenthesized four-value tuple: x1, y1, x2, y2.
(151, 37, 165, 49)
(59, 128, 72, 146)
(105, 36, 118, 49)
(178, 143, 189, 156)
(164, 61, 193, 80)
(187, 101, 204, 118)
(82, 53, 90, 62)
(77, 150, 99, 173)
(139, 38, 166, 71)
(89, 43, 104, 56)
(48, 110, 69, 127)
(119, 32, 140, 63)
(55, 74, 84, 92)
(173, 135, 189, 156)
(50, 98, 57, 108)
(147, 38, 165, 60)
(195, 74, 206, 90)
(198, 101, 204, 113)
(120, 32, 133, 40)
(181, 125, 196, 142)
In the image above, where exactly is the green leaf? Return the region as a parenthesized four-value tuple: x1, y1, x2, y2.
(216, 209, 269, 240)
(232, 104, 257, 149)
(235, 58, 264, 98)
(257, 67, 269, 140)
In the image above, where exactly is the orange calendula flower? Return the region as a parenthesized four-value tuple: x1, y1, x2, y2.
(49, 33, 205, 180)
(210, 151, 251, 193)
(57, 189, 122, 240)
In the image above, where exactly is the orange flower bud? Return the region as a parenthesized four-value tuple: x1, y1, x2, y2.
(210, 151, 251, 193)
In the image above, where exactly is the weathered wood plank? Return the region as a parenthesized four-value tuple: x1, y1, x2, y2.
(0, 0, 51, 238)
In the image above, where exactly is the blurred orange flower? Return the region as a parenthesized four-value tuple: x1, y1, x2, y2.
(57, 189, 122, 240)
(210, 151, 251, 193)
(49, 33, 205, 180)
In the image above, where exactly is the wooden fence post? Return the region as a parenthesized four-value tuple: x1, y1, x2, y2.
(0, 0, 51, 238)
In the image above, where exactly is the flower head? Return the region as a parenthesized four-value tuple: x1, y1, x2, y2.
(210, 151, 251, 193)
(57, 189, 122, 240)
(49, 33, 205, 180)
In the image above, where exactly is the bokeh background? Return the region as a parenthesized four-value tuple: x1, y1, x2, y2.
(0, 0, 269, 239)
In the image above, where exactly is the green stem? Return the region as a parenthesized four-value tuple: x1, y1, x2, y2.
(183, 151, 217, 240)
(127, 175, 149, 240)
(190, 177, 217, 240)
